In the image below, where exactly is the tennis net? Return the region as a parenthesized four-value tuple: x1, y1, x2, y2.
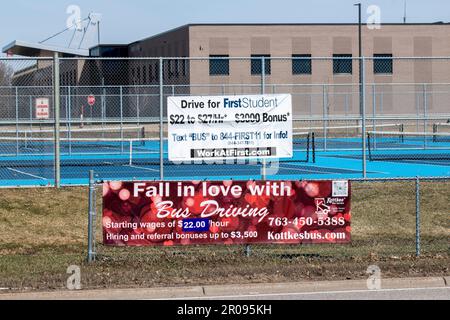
(0, 126, 146, 140)
(304, 123, 404, 150)
(282, 131, 314, 163)
(0, 137, 161, 168)
(367, 131, 450, 161)
(0, 130, 316, 168)
(433, 122, 450, 142)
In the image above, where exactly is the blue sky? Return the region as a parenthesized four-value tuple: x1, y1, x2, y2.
(1, 0, 449, 50)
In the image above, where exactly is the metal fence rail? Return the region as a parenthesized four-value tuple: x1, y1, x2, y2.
(87, 173, 450, 262)
(0, 56, 449, 186)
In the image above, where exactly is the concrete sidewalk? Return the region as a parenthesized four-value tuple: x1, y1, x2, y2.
(0, 276, 448, 300)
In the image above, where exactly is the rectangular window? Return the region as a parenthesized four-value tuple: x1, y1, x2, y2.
(181, 58, 186, 77)
(136, 67, 141, 83)
(175, 59, 180, 77)
(333, 54, 352, 74)
(154, 63, 159, 82)
(373, 54, 393, 74)
(251, 54, 271, 75)
(209, 55, 229, 75)
(168, 59, 173, 79)
(184, 58, 189, 77)
(148, 64, 153, 82)
(292, 54, 312, 75)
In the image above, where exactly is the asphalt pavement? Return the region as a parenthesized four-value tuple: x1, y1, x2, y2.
(0, 276, 448, 300)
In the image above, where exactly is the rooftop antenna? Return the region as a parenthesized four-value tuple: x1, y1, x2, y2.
(39, 12, 102, 49)
(403, 0, 407, 23)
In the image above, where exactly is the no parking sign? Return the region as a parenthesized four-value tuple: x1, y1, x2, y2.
(35, 98, 49, 119)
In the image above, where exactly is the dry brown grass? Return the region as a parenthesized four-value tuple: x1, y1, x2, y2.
(0, 181, 448, 291)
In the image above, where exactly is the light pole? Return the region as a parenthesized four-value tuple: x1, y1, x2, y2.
(355, 3, 362, 112)
(354, 3, 366, 178)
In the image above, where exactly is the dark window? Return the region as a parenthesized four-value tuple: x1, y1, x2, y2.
(209, 55, 229, 75)
(149, 64, 153, 81)
(251, 54, 271, 75)
(143, 65, 147, 83)
(373, 54, 393, 74)
(181, 58, 186, 77)
(175, 59, 180, 77)
(168, 59, 173, 78)
(333, 54, 352, 74)
(154, 63, 159, 82)
(292, 54, 312, 75)
(136, 67, 141, 83)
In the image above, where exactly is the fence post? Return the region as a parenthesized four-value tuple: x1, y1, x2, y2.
(15, 87, 19, 156)
(261, 56, 266, 181)
(322, 84, 327, 151)
(53, 52, 61, 188)
(245, 56, 268, 257)
(361, 57, 367, 179)
(120, 86, 124, 153)
(344, 93, 349, 137)
(136, 88, 140, 126)
(416, 89, 420, 132)
(372, 84, 376, 133)
(101, 78, 105, 135)
(29, 95, 33, 133)
(159, 58, 164, 180)
(87, 170, 96, 263)
(415, 177, 421, 257)
(68, 86, 72, 155)
(423, 83, 427, 149)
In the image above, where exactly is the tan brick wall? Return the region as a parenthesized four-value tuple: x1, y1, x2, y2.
(128, 24, 450, 114)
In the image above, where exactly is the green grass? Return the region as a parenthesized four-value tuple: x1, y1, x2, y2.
(0, 181, 448, 292)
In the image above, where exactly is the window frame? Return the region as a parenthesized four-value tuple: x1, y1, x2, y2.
(292, 54, 312, 75)
(373, 53, 393, 74)
(251, 54, 271, 75)
(209, 55, 230, 76)
(333, 54, 353, 75)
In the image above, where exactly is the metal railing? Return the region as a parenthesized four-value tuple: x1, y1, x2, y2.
(0, 56, 449, 187)
(86, 172, 450, 262)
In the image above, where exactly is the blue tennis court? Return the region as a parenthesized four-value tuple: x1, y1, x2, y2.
(0, 132, 448, 186)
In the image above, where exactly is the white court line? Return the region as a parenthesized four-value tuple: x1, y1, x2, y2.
(6, 167, 48, 180)
(103, 161, 159, 172)
(154, 286, 450, 300)
(247, 163, 368, 175)
(126, 164, 160, 172)
(323, 153, 450, 168)
(282, 163, 388, 175)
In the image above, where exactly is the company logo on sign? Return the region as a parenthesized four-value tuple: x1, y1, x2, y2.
(315, 198, 331, 219)
(35, 98, 49, 119)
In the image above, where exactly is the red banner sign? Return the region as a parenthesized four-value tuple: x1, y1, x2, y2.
(103, 180, 351, 246)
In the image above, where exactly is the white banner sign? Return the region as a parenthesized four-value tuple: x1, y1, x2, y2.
(35, 98, 49, 119)
(167, 94, 292, 161)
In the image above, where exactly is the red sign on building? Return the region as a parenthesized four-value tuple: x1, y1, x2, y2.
(87, 95, 96, 106)
(35, 98, 49, 119)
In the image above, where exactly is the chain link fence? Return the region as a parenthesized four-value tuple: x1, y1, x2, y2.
(0, 57, 448, 288)
(87, 177, 449, 265)
(0, 56, 449, 186)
